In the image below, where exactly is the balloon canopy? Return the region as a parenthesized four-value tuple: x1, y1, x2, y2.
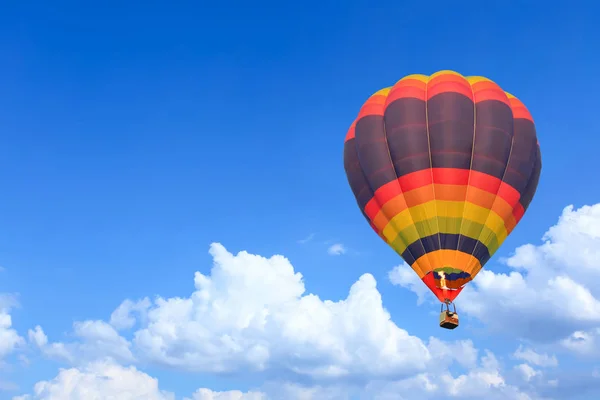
(343, 70, 541, 303)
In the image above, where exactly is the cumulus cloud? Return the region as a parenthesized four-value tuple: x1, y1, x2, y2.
(32, 244, 457, 381)
(327, 243, 346, 256)
(13, 360, 267, 400)
(126, 243, 433, 379)
(15, 242, 577, 399)
(28, 320, 134, 365)
(15, 354, 534, 400)
(361, 351, 532, 400)
(391, 203, 600, 346)
(0, 296, 27, 394)
(388, 264, 429, 305)
(560, 328, 600, 356)
(0, 294, 25, 360)
(13, 359, 175, 400)
(184, 388, 265, 400)
(513, 346, 558, 367)
(21, 244, 526, 393)
(515, 363, 540, 382)
(110, 298, 151, 331)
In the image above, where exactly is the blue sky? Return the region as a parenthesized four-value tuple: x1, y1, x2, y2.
(1, 1, 599, 399)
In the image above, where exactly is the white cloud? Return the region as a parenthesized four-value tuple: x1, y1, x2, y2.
(110, 298, 151, 330)
(361, 351, 532, 400)
(14, 361, 266, 400)
(560, 328, 600, 356)
(29, 320, 134, 365)
(327, 243, 346, 256)
(513, 346, 558, 367)
(184, 388, 266, 400)
(16, 353, 535, 400)
(391, 203, 600, 346)
(20, 232, 600, 399)
(0, 294, 25, 360)
(297, 233, 315, 244)
(126, 243, 433, 378)
(515, 363, 540, 382)
(21, 244, 530, 395)
(13, 359, 175, 400)
(388, 264, 430, 305)
(32, 243, 456, 380)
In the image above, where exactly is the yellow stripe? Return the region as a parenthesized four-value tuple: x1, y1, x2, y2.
(465, 75, 493, 84)
(381, 200, 508, 249)
(371, 87, 391, 97)
(430, 70, 463, 79)
(398, 74, 429, 83)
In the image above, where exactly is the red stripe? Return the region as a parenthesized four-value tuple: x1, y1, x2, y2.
(496, 180, 520, 208)
(363, 181, 400, 220)
(432, 168, 470, 185)
(400, 169, 434, 191)
(357, 102, 385, 119)
(508, 97, 534, 122)
(513, 203, 525, 222)
(344, 121, 356, 142)
(363, 168, 522, 221)
(386, 79, 427, 103)
(427, 81, 473, 100)
(426, 73, 472, 100)
(364, 198, 382, 221)
(357, 95, 387, 119)
(474, 88, 510, 105)
(422, 272, 463, 303)
(471, 81, 511, 107)
(469, 170, 501, 194)
(512, 106, 534, 122)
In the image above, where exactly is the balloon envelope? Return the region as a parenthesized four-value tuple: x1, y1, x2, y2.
(343, 70, 541, 303)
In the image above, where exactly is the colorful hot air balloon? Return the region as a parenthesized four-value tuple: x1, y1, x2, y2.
(343, 70, 541, 329)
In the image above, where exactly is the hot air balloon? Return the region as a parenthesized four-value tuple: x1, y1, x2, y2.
(343, 70, 541, 329)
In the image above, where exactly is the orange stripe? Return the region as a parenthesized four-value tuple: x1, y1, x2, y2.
(371, 209, 391, 234)
(509, 97, 534, 122)
(471, 80, 510, 106)
(376, 193, 407, 229)
(427, 74, 473, 100)
(357, 98, 386, 119)
(387, 79, 427, 103)
(412, 249, 482, 277)
(369, 220, 387, 241)
(428, 72, 466, 87)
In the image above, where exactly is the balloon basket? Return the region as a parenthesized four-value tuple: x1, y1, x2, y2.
(439, 301, 459, 330)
